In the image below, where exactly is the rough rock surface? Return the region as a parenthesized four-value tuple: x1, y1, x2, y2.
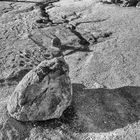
(1, 0, 140, 139)
(7, 57, 72, 121)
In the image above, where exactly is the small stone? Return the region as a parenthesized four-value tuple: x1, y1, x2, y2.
(7, 57, 72, 121)
(93, 82, 106, 89)
(51, 37, 62, 48)
(49, 37, 63, 58)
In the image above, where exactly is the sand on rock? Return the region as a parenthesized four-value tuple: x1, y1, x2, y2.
(7, 57, 72, 121)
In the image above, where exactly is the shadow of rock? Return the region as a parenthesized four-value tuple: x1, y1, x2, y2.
(61, 45, 92, 56)
(60, 83, 140, 133)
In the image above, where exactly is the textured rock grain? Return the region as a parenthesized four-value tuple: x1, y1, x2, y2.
(7, 57, 72, 121)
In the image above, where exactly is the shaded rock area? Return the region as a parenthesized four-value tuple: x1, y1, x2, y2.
(101, 0, 140, 7)
(1, 0, 140, 140)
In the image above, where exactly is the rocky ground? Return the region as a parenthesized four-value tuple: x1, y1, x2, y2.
(1, 0, 140, 139)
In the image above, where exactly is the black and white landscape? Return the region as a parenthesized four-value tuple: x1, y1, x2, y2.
(0, 0, 140, 139)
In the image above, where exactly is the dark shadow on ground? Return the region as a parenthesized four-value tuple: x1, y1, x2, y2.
(61, 45, 92, 55)
(60, 83, 140, 133)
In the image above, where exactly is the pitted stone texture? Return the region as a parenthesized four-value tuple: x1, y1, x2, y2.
(7, 57, 72, 121)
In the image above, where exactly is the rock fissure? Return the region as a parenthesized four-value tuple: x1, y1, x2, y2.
(29, 83, 50, 107)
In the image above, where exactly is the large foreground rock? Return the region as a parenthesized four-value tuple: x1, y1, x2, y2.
(7, 57, 72, 121)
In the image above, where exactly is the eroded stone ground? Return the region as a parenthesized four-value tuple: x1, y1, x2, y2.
(1, 0, 140, 139)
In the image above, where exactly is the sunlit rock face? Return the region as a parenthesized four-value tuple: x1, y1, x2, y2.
(7, 57, 72, 121)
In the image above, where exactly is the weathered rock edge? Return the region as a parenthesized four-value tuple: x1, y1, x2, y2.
(7, 57, 72, 121)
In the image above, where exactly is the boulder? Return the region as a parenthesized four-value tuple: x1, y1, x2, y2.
(7, 57, 72, 121)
